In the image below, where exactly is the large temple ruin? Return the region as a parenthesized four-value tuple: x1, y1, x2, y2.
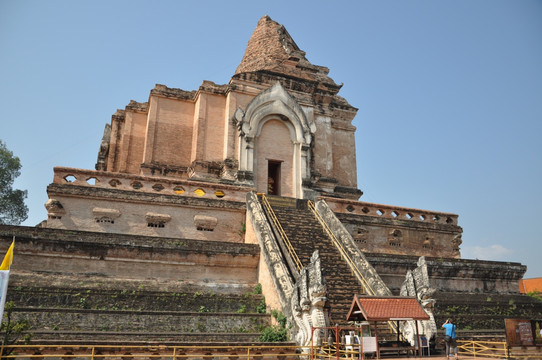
(1, 15, 540, 346)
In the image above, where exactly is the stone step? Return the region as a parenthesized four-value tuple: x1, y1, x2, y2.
(0, 226, 260, 287)
(263, 198, 363, 323)
(433, 292, 542, 330)
(25, 331, 264, 343)
(434, 291, 542, 305)
(8, 287, 265, 313)
(12, 307, 271, 336)
(8, 271, 257, 295)
(7, 270, 269, 343)
(263, 195, 299, 208)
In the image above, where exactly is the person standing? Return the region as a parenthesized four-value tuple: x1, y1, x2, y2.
(442, 318, 458, 359)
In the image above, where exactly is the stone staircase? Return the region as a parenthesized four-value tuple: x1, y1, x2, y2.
(262, 196, 365, 324)
(7, 272, 269, 344)
(0, 225, 271, 344)
(433, 291, 542, 333)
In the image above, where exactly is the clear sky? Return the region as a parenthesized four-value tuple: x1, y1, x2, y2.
(1, 1, 541, 277)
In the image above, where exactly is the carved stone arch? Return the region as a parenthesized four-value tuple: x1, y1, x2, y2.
(255, 115, 297, 141)
(242, 82, 315, 142)
(235, 82, 315, 198)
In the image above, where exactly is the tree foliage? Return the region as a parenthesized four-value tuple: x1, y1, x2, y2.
(526, 291, 542, 302)
(1, 301, 32, 356)
(0, 140, 28, 225)
(259, 310, 289, 342)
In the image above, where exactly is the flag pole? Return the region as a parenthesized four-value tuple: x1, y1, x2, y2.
(0, 237, 15, 324)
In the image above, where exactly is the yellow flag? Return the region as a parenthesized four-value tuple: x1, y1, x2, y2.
(0, 241, 14, 271)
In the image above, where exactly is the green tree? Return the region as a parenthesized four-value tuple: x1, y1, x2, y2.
(0, 140, 28, 225)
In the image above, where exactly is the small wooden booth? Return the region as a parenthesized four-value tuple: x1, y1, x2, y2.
(345, 295, 430, 359)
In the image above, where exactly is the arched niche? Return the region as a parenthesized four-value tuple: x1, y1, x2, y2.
(234, 82, 315, 198)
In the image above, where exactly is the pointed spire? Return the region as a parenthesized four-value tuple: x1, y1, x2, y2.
(235, 15, 297, 75)
(235, 16, 338, 88)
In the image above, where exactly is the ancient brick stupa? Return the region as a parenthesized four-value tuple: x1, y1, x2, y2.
(1, 15, 540, 345)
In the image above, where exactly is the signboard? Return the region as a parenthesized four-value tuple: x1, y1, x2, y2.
(505, 319, 542, 347)
(362, 336, 377, 353)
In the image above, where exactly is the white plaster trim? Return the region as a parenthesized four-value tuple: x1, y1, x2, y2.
(236, 82, 315, 198)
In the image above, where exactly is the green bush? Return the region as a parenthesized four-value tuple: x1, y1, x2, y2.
(257, 298, 267, 314)
(253, 283, 262, 294)
(526, 291, 542, 302)
(271, 310, 287, 328)
(1, 302, 32, 356)
(259, 310, 289, 342)
(259, 325, 288, 342)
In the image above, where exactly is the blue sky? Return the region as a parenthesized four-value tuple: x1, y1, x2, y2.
(1, 1, 541, 277)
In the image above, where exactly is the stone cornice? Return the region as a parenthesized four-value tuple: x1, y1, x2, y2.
(125, 100, 149, 113)
(47, 183, 246, 210)
(0, 225, 260, 257)
(150, 84, 197, 101)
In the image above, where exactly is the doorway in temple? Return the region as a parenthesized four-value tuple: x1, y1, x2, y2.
(255, 118, 294, 197)
(267, 160, 281, 195)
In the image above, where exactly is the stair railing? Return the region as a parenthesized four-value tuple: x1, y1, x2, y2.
(260, 193, 303, 272)
(307, 200, 376, 295)
(308, 200, 400, 336)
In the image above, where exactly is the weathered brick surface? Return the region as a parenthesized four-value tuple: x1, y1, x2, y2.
(0, 225, 267, 343)
(46, 182, 248, 242)
(87, 15, 359, 201)
(7, 277, 270, 342)
(336, 210, 462, 259)
(9, 286, 264, 313)
(235, 16, 339, 89)
(364, 253, 526, 294)
(433, 292, 542, 331)
(13, 308, 269, 334)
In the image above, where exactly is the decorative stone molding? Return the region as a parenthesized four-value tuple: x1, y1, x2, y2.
(400, 256, 437, 345)
(187, 160, 223, 180)
(452, 235, 462, 254)
(289, 251, 328, 347)
(44, 199, 65, 216)
(236, 170, 254, 182)
(150, 84, 197, 101)
(95, 124, 111, 171)
(124, 100, 149, 113)
(145, 213, 171, 224)
(140, 162, 188, 178)
(234, 82, 316, 198)
(333, 185, 363, 200)
(92, 207, 121, 219)
(388, 229, 403, 247)
(193, 215, 218, 231)
(220, 158, 238, 181)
